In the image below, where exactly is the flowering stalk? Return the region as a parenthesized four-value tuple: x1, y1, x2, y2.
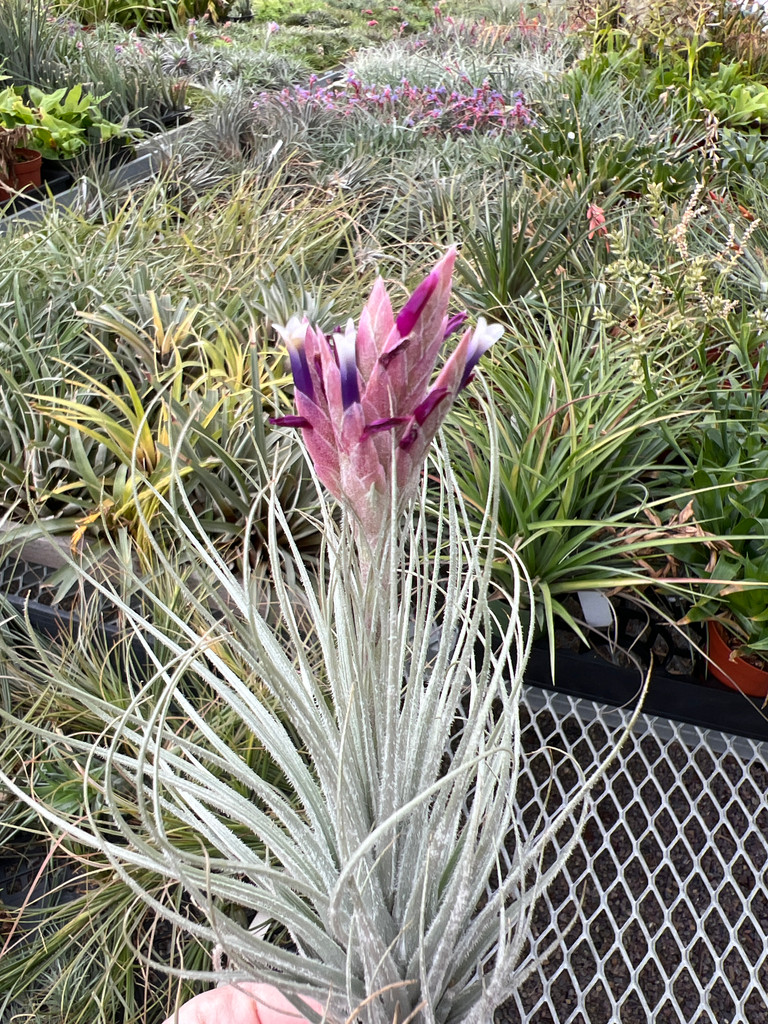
(271, 248, 503, 551)
(0, 255, 642, 1024)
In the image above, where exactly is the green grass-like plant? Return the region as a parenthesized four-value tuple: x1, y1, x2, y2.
(447, 297, 698, 661)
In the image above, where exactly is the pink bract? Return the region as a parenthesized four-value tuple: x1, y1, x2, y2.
(271, 248, 503, 550)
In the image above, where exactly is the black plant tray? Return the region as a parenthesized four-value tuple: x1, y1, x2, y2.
(0, 842, 81, 913)
(4, 591, 114, 641)
(524, 642, 768, 743)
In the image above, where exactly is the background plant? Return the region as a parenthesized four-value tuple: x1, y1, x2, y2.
(446, 297, 698, 658)
(656, 325, 768, 660)
(0, 556, 298, 1024)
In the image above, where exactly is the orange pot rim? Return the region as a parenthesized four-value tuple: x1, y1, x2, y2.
(707, 620, 768, 698)
(12, 148, 42, 167)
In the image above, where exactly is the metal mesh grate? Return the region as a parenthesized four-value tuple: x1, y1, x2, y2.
(497, 686, 768, 1024)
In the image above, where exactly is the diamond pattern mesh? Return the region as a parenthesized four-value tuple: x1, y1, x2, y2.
(497, 686, 768, 1024)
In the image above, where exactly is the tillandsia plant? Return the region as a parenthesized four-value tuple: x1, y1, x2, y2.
(0, 252, 642, 1024)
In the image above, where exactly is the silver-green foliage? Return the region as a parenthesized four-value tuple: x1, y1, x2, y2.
(0, 400, 638, 1024)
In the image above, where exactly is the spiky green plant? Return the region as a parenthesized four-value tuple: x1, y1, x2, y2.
(446, 295, 700, 663)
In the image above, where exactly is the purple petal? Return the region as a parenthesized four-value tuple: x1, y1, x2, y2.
(413, 386, 449, 425)
(378, 334, 410, 368)
(334, 319, 361, 410)
(395, 270, 438, 338)
(459, 318, 504, 390)
(398, 423, 418, 451)
(359, 415, 408, 441)
(274, 317, 315, 401)
(269, 415, 313, 429)
(288, 343, 314, 401)
(443, 311, 468, 340)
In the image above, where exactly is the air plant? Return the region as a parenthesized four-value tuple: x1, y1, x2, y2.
(0, 252, 642, 1024)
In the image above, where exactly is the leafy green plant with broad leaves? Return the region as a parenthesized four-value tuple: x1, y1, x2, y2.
(0, 83, 137, 160)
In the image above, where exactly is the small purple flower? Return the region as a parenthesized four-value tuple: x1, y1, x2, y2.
(333, 320, 361, 409)
(274, 317, 315, 402)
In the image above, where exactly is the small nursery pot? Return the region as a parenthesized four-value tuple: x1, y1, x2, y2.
(707, 620, 768, 698)
(0, 148, 42, 202)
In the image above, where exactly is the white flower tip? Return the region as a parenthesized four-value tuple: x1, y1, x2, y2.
(473, 317, 505, 349)
(272, 315, 306, 348)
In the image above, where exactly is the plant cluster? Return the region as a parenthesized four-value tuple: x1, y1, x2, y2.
(262, 73, 533, 137)
(4, 0, 768, 1022)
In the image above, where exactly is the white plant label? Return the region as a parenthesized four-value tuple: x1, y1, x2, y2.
(577, 590, 614, 628)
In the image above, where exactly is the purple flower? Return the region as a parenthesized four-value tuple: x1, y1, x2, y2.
(270, 250, 503, 549)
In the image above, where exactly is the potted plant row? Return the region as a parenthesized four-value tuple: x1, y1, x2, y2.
(0, 82, 140, 203)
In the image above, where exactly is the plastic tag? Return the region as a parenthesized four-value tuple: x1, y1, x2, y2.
(577, 590, 614, 628)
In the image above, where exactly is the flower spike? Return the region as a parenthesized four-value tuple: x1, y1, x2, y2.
(271, 249, 502, 550)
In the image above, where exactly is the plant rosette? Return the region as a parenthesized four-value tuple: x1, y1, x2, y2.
(0, 251, 645, 1024)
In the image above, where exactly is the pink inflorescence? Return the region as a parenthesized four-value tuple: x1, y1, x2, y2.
(269, 249, 503, 549)
(255, 75, 533, 138)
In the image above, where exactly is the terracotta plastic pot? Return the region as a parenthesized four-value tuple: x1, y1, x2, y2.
(0, 148, 42, 202)
(707, 620, 768, 698)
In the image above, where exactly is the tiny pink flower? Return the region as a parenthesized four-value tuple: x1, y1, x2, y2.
(270, 250, 503, 550)
(587, 203, 610, 250)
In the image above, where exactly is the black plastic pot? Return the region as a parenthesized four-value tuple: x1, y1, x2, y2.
(39, 156, 76, 191)
(524, 641, 768, 742)
(26, 140, 135, 198)
(139, 107, 193, 133)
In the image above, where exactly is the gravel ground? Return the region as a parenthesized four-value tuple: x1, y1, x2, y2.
(496, 690, 768, 1024)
